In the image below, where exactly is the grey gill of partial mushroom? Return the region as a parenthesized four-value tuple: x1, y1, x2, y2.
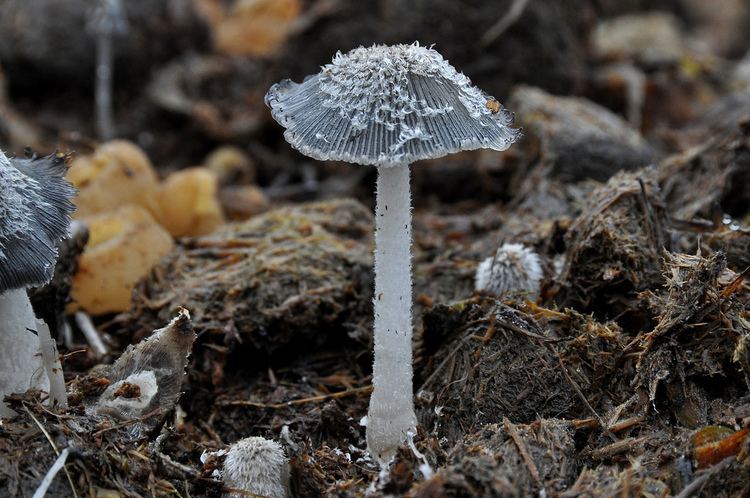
(265, 42, 521, 466)
(475, 243, 544, 301)
(88, 309, 195, 438)
(0, 150, 76, 418)
(219, 436, 290, 498)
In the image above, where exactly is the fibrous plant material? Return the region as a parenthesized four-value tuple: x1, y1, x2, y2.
(414, 419, 577, 497)
(559, 171, 669, 319)
(0, 151, 75, 416)
(127, 199, 374, 357)
(634, 250, 750, 414)
(266, 42, 520, 465)
(659, 97, 750, 220)
(419, 300, 576, 442)
(475, 242, 543, 300)
(222, 437, 290, 498)
(563, 464, 670, 497)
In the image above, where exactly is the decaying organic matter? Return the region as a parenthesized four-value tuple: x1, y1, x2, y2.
(558, 171, 670, 323)
(419, 299, 577, 443)
(635, 251, 750, 420)
(414, 419, 577, 497)
(127, 199, 374, 356)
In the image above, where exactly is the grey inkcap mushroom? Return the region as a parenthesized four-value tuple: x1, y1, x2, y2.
(0, 150, 77, 292)
(265, 42, 521, 166)
(265, 42, 521, 466)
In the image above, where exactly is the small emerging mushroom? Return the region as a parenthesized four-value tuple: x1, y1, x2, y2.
(0, 150, 76, 417)
(222, 436, 290, 498)
(265, 42, 521, 464)
(475, 243, 543, 301)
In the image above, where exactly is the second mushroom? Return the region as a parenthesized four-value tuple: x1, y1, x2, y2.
(265, 42, 521, 465)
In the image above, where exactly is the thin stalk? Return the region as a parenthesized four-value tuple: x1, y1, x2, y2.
(366, 163, 417, 465)
(95, 23, 114, 140)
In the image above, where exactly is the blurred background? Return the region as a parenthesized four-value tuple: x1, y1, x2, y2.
(2, 0, 749, 180)
(2, 0, 750, 316)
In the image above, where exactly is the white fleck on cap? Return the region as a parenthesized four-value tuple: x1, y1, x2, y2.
(265, 42, 522, 166)
(0, 151, 76, 293)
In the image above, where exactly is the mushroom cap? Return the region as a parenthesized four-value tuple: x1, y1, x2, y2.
(265, 42, 521, 166)
(0, 151, 76, 293)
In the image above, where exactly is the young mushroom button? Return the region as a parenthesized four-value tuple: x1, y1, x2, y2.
(265, 42, 521, 465)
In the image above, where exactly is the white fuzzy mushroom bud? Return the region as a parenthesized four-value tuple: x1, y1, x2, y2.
(223, 437, 290, 498)
(475, 243, 543, 300)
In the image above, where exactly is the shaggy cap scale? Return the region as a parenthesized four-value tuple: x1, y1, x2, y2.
(265, 43, 521, 166)
(0, 151, 76, 293)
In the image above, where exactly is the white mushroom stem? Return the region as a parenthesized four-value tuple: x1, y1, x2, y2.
(367, 163, 417, 465)
(0, 289, 66, 417)
(95, 14, 115, 141)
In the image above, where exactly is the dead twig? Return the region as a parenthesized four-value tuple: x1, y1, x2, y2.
(23, 405, 79, 498)
(608, 416, 644, 433)
(503, 417, 544, 491)
(220, 385, 372, 409)
(674, 457, 733, 498)
(588, 436, 648, 460)
(546, 349, 616, 442)
(720, 265, 750, 299)
(494, 317, 564, 343)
